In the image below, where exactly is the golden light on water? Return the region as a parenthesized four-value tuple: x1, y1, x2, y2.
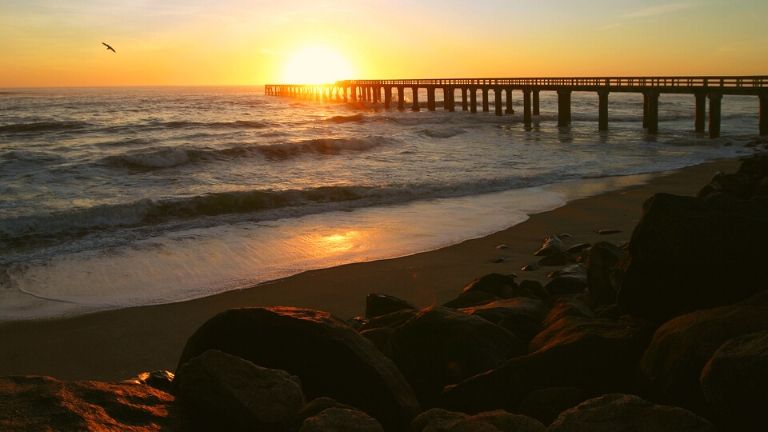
(317, 230, 361, 253)
(280, 45, 356, 84)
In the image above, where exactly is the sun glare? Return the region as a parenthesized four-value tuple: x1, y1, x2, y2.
(281, 46, 355, 84)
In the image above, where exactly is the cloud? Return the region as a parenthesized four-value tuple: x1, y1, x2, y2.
(624, 2, 692, 19)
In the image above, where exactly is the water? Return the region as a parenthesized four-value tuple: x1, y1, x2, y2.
(0, 86, 760, 320)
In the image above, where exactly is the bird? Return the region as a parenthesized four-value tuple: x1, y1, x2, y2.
(102, 42, 116, 53)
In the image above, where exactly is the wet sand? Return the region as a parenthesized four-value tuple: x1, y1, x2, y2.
(0, 158, 740, 381)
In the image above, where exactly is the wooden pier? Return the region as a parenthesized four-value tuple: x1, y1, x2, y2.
(265, 77, 768, 137)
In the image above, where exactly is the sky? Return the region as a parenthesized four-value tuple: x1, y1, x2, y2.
(1, 0, 767, 87)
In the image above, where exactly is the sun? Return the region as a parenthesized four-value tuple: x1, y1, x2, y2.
(281, 45, 356, 84)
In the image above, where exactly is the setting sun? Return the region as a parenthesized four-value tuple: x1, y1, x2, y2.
(280, 45, 356, 84)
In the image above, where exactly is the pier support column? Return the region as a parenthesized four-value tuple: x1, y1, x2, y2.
(505, 88, 514, 114)
(482, 88, 490, 112)
(695, 92, 706, 133)
(494, 88, 503, 116)
(598, 90, 609, 131)
(557, 89, 572, 127)
(384, 86, 392, 109)
(461, 88, 468, 111)
(343, 86, 348, 103)
(470, 88, 478, 113)
(523, 88, 532, 128)
(444, 87, 450, 111)
(645, 91, 660, 134)
(642, 94, 649, 128)
(427, 87, 436, 111)
(397, 87, 405, 110)
(708, 92, 722, 138)
(411, 87, 420, 112)
(533, 90, 540, 116)
(759, 93, 768, 136)
(350, 86, 357, 102)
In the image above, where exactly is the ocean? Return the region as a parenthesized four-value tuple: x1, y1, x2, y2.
(0, 86, 759, 321)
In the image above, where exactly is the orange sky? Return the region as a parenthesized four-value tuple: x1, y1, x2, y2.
(1, 0, 767, 87)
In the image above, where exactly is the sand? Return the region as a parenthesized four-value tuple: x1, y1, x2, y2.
(0, 158, 741, 381)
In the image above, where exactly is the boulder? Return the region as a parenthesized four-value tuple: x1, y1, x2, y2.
(639, 294, 768, 413)
(585, 242, 623, 306)
(543, 297, 594, 328)
(460, 273, 543, 300)
(547, 393, 715, 432)
(618, 192, 768, 322)
(299, 397, 356, 421)
(411, 408, 469, 432)
(545, 277, 587, 296)
(442, 315, 650, 413)
(700, 330, 768, 431)
(361, 327, 395, 357)
(366, 293, 416, 319)
(176, 307, 420, 431)
(443, 290, 500, 308)
(299, 407, 384, 432)
(360, 309, 418, 332)
(514, 387, 589, 426)
(391, 306, 525, 406)
(132, 370, 174, 393)
(0, 375, 175, 432)
(412, 409, 544, 432)
(175, 349, 304, 431)
(461, 297, 547, 342)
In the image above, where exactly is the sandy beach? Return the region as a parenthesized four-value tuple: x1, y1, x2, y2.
(0, 157, 741, 381)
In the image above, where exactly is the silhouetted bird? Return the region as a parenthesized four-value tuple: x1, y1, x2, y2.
(102, 42, 116, 53)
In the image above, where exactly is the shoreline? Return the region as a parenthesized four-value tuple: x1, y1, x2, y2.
(0, 157, 742, 381)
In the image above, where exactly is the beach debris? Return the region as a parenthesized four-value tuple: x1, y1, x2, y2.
(534, 235, 565, 256)
(495, 243, 509, 250)
(595, 229, 622, 235)
(490, 257, 508, 264)
(566, 242, 591, 254)
(521, 263, 540, 272)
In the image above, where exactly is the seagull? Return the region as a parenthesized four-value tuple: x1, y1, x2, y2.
(102, 42, 116, 53)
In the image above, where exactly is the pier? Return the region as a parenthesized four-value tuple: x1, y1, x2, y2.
(265, 77, 768, 137)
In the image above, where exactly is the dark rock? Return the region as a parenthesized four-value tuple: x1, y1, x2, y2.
(447, 410, 545, 432)
(299, 397, 356, 421)
(461, 297, 547, 342)
(534, 236, 565, 256)
(411, 408, 468, 432)
(566, 243, 591, 254)
(548, 394, 715, 432)
(441, 315, 650, 413)
(521, 264, 539, 272)
(546, 264, 586, 280)
(618, 192, 768, 322)
(545, 276, 587, 296)
(360, 309, 418, 331)
(700, 331, 768, 431)
(639, 293, 768, 414)
(585, 242, 624, 306)
(391, 306, 525, 406)
(176, 307, 420, 431)
(134, 370, 175, 393)
(514, 387, 589, 426)
(366, 293, 416, 319)
(0, 375, 175, 432)
(490, 257, 508, 264)
(175, 349, 304, 431)
(518, 280, 548, 299)
(460, 273, 522, 299)
(347, 316, 368, 330)
(299, 407, 384, 432)
(595, 229, 621, 235)
(543, 297, 594, 328)
(443, 290, 500, 309)
(537, 253, 568, 266)
(361, 327, 395, 357)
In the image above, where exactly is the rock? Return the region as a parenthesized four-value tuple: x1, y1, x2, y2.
(448, 410, 545, 432)
(461, 297, 547, 342)
(360, 309, 418, 331)
(411, 408, 469, 432)
(444, 290, 500, 308)
(521, 264, 539, 272)
(619, 192, 768, 322)
(366, 293, 416, 319)
(441, 315, 650, 413)
(639, 293, 768, 413)
(412, 409, 545, 432)
(299, 407, 384, 432)
(547, 394, 715, 432)
(543, 297, 594, 328)
(595, 229, 621, 235)
(0, 375, 175, 432)
(546, 265, 585, 280)
(515, 387, 589, 426)
(134, 370, 174, 393)
(566, 243, 591, 254)
(361, 327, 395, 357)
(496, 243, 509, 250)
(700, 330, 768, 431)
(537, 253, 568, 266)
(391, 306, 525, 406)
(585, 242, 623, 306)
(545, 277, 587, 296)
(175, 349, 305, 431)
(534, 236, 565, 256)
(518, 280, 548, 299)
(176, 307, 420, 431)
(460, 273, 526, 299)
(299, 397, 356, 421)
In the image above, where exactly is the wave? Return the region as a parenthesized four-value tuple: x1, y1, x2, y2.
(326, 114, 365, 123)
(101, 136, 396, 170)
(1, 150, 64, 163)
(0, 121, 91, 133)
(421, 127, 466, 138)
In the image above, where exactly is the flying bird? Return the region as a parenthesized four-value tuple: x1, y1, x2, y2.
(102, 42, 116, 53)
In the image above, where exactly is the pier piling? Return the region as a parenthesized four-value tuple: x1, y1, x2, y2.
(598, 90, 609, 131)
(523, 88, 532, 128)
(709, 92, 722, 138)
(557, 89, 572, 127)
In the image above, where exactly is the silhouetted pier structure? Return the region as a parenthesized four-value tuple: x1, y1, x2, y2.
(265, 77, 768, 138)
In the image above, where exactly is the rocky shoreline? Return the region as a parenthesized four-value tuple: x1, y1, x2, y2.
(2, 154, 767, 431)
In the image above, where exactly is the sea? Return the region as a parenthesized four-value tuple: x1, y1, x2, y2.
(0, 86, 761, 321)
